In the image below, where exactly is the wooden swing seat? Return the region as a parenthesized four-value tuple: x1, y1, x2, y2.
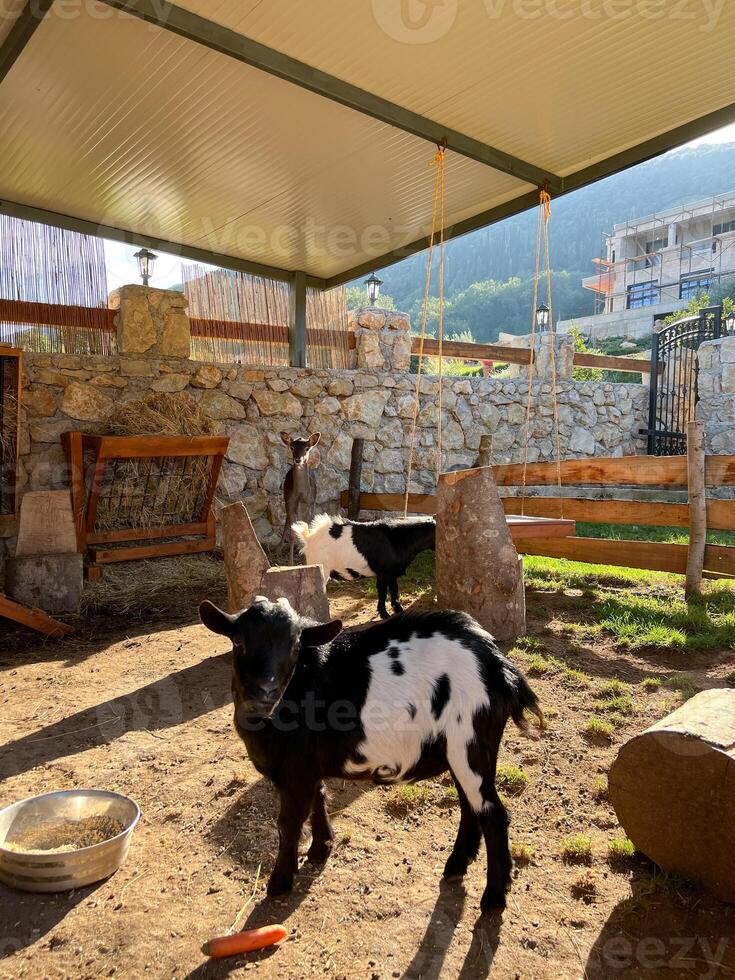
(505, 515, 576, 540)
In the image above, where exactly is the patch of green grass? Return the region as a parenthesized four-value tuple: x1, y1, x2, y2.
(583, 718, 615, 741)
(384, 784, 432, 817)
(664, 673, 699, 701)
(562, 668, 592, 690)
(511, 842, 534, 867)
(598, 679, 629, 699)
(593, 694, 634, 716)
(523, 555, 675, 593)
(578, 522, 735, 548)
(560, 622, 603, 640)
(513, 635, 543, 653)
(525, 654, 564, 676)
(495, 764, 529, 796)
(561, 835, 593, 865)
(608, 836, 635, 868)
(641, 676, 662, 691)
(442, 784, 459, 804)
(596, 591, 735, 652)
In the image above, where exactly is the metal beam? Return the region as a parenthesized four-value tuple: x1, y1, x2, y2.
(289, 270, 307, 367)
(0, 0, 54, 86)
(100, 0, 560, 193)
(325, 101, 735, 288)
(0, 199, 325, 288)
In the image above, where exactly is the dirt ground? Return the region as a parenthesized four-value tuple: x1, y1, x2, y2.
(1, 557, 735, 980)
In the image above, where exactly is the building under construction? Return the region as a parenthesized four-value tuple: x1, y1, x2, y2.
(558, 192, 735, 340)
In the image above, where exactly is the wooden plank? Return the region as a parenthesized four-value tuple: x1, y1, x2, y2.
(411, 337, 656, 374)
(0, 593, 73, 637)
(706, 456, 735, 487)
(0, 298, 114, 331)
(347, 438, 364, 519)
(505, 515, 576, 539)
(702, 545, 735, 577)
(493, 456, 688, 488)
(501, 496, 691, 528)
(515, 536, 689, 574)
(87, 435, 230, 460)
(573, 352, 658, 375)
(89, 537, 217, 564)
(339, 490, 436, 514)
(86, 522, 209, 545)
(15, 490, 77, 556)
(413, 337, 532, 366)
(707, 500, 735, 532)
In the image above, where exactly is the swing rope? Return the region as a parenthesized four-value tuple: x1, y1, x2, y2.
(520, 190, 564, 517)
(403, 146, 446, 517)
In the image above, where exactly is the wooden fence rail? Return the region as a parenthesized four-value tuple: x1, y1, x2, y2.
(340, 450, 735, 584)
(411, 337, 659, 375)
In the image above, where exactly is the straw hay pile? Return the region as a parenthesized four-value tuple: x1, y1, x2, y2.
(94, 393, 218, 531)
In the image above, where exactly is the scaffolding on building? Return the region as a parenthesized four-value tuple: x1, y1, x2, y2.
(585, 192, 735, 317)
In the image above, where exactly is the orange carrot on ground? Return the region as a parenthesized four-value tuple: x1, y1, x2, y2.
(202, 924, 288, 959)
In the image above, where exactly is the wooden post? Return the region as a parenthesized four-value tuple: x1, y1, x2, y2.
(221, 501, 270, 612)
(685, 420, 706, 597)
(289, 270, 307, 368)
(347, 438, 364, 519)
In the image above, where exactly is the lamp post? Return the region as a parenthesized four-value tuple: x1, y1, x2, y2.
(133, 247, 157, 287)
(725, 309, 735, 335)
(535, 303, 550, 331)
(365, 272, 383, 306)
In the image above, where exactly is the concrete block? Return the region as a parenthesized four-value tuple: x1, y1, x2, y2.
(259, 564, 330, 622)
(5, 554, 83, 614)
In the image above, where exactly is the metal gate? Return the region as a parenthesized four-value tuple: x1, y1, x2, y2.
(647, 306, 731, 456)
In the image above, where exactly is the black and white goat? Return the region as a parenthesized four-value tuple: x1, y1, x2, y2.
(292, 514, 436, 619)
(199, 597, 542, 913)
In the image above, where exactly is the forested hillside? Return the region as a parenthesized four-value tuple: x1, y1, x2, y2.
(352, 143, 735, 342)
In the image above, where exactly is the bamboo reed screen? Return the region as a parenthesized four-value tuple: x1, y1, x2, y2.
(0, 216, 113, 354)
(183, 264, 350, 368)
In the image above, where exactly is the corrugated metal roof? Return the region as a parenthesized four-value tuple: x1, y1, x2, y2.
(0, 0, 734, 282)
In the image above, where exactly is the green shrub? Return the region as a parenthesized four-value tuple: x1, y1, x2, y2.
(561, 835, 593, 865)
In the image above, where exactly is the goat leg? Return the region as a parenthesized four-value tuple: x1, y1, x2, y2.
(268, 783, 315, 895)
(389, 577, 404, 615)
(307, 781, 334, 864)
(376, 577, 390, 620)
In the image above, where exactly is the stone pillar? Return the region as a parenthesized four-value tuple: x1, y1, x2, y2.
(109, 285, 191, 358)
(349, 307, 412, 372)
(505, 333, 574, 380)
(696, 336, 735, 454)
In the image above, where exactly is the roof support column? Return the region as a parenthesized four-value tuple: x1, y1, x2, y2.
(289, 271, 307, 368)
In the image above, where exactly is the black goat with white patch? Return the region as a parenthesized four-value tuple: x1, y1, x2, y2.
(199, 597, 542, 914)
(292, 514, 436, 619)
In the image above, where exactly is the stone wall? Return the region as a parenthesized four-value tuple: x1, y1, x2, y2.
(697, 336, 735, 454)
(7, 352, 648, 554)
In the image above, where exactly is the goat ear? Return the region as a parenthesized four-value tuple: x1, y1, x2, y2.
(280, 431, 292, 446)
(308, 431, 321, 447)
(301, 619, 343, 646)
(199, 600, 237, 637)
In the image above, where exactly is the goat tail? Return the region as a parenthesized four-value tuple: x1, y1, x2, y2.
(509, 671, 545, 733)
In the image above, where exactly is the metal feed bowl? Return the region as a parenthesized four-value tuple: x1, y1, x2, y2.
(0, 789, 140, 893)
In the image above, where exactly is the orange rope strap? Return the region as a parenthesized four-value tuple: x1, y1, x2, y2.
(403, 146, 446, 516)
(520, 190, 564, 517)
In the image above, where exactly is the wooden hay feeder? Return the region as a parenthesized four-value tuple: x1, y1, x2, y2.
(62, 431, 228, 575)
